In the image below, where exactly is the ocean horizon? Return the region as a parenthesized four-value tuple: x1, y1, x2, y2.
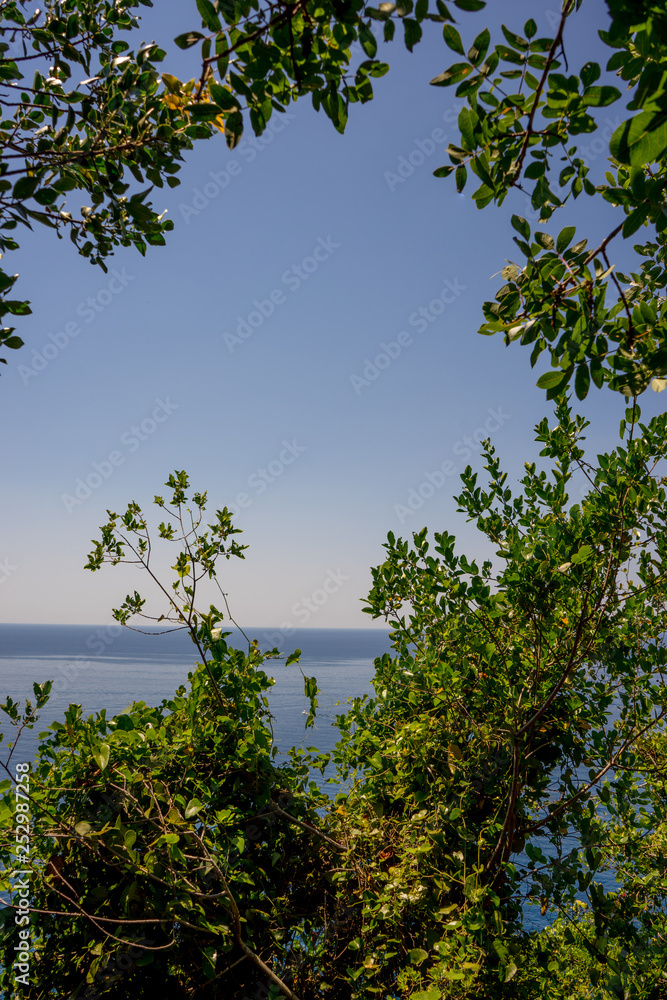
(0, 622, 394, 766)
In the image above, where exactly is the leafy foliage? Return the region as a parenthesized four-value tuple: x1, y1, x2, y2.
(431, 0, 667, 401)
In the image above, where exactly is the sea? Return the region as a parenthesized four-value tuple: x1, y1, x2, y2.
(0, 622, 582, 931)
(0, 623, 393, 768)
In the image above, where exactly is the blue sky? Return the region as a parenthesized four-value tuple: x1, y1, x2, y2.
(2, 0, 664, 629)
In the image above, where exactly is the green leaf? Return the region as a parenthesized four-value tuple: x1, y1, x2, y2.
(92, 743, 110, 771)
(409, 948, 429, 964)
(575, 362, 590, 400)
(534, 231, 555, 250)
(536, 371, 565, 390)
(196, 0, 221, 31)
(185, 102, 224, 121)
(580, 61, 601, 87)
(455, 164, 467, 192)
(359, 23, 378, 58)
(209, 83, 241, 111)
(202, 946, 217, 980)
(443, 24, 465, 55)
(581, 85, 620, 108)
(493, 938, 510, 965)
(610, 111, 667, 166)
(504, 963, 519, 983)
(546, 367, 573, 399)
(13, 176, 40, 200)
(623, 205, 648, 238)
(556, 226, 576, 253)
(511, 215, 530, 239)
(225, 110, 244, 148)
(537, 366, 573, 398)
(459, 107, 475, 149)
(571, 545, 593, 564)
(590, 357, 605, 388)
(524, 19, 537, 38)
(472, 183, 494, 208)
(468, 27, 490, 65)
(0, 60, 21, 81)
(185, 798, 204, 819)
(430, 63, 474, 87)
(403, 18, 422, 51)
(454, 0, 485, 9)
(174, 31, 205, 49)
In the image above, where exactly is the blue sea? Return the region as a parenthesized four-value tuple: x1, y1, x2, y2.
(0, 623, 393, 767)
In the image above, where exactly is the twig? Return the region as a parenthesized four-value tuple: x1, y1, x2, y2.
(510, 2, 573, 186)
(269, 802, 346, 852)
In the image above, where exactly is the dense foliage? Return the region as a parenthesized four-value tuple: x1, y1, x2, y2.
(3, 0, 667, 997)
(429, 0, 667, 400)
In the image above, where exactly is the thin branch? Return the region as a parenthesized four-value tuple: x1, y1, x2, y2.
(191, 831, 301, 1000)
(525, 710, 665, 835)
(269, 802, 346, 852)
(510, 1, 573, 186)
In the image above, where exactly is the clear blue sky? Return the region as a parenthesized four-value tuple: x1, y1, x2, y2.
(2, 0, 663, 629)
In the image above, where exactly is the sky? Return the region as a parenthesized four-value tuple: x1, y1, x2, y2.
(2, 0, 664, 631)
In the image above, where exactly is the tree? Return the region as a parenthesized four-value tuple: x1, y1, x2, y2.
(3, 0, 667, 998)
